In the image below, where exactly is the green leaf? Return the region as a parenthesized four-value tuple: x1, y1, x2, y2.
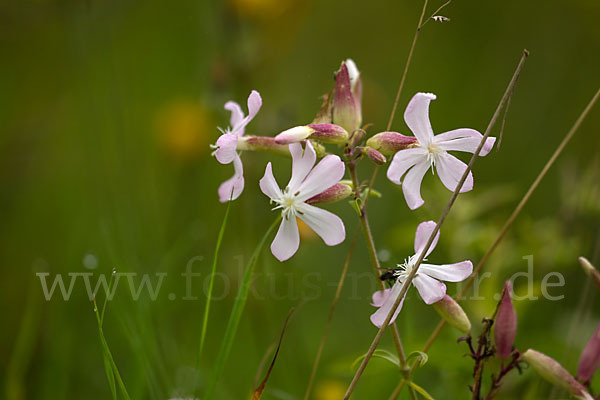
(349, 198, 363, 216)
(406, 380, 435, 400)
(406, 350, 429, 368)
(203, 216, 281, 400)
(351, 349, 400, 370)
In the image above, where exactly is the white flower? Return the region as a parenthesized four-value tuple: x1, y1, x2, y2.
(213, 90, 262, 202)
(259, 141, 346, 261)
(370, 221, 473, 328)
(386, 92, 496, 210)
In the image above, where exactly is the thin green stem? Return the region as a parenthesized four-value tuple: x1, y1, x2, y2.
(347, 162, 417, 400)
(197, 201, 232, 362)
(344, 50, 529, 400)
(417, 85, 600, 358)
(204, 216, 281, 400)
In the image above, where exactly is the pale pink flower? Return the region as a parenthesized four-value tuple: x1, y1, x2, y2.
(213, 90, 262, 202)
(259, 141, 346, 261)
(387, 92, 496, 210)
(370, 221, 472, 327)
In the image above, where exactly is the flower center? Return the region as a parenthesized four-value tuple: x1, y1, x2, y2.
(272, 187, 304, 220)
(395, 254, 424, 281)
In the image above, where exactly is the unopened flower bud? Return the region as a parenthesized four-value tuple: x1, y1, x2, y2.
(345, 58, 362, 123)
(494, 281, 517, 359)
(333, 61, 361, 133)
(522, 349, 593, 400)
(433, 295, 471, 334)
(275, 124, 348, 145)
(577, 323, 600, 384)
(579, 256, 600, 289)
(306, 181, 353, 205)
(238, 135, 290, 156)
(363, 147, 387, 165)
(366, 131, 418, 155)
(274, 126, 315, 144)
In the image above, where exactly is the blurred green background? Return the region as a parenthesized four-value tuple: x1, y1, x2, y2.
(2, 0, 600, 399)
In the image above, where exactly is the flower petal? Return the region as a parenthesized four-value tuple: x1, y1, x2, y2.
(218, 155, 244, 202)
(401, 160, 430, 210)
(419, 261, 473, 282)
(214, 132, 239, 164)
(371, 288, 391, 307)
(404, 92, 436, 145)
(413, 274, 446, 304)
(435, 153, 474, 193)
(275, 126, 314, 144)
(271, 216, 300, 262)
(297, 203, 345, 246)
(386, 147, 427, 184)
(370, 281, 405, 328)
(414, 221, 440, 258)
(296, 154, 345, 201)
(246, 90, 262, 123)
(259, 162, 282, 200)
(287, 142, 317, 191)
(434, 128, 496, 156)
(224, 101, 244, 133)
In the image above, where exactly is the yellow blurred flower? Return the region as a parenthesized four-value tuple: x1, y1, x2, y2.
(155, 99, 213, 160)
(314, 380, 346, 400)
(228, 0, 293, 20)
(297, 217, 317, 241)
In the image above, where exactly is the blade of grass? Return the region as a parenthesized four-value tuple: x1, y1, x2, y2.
(197, 200, 232, 363)
(99, 272, 117, 400)
(93, 293, 132, 400)
(203, 216, 281, 400)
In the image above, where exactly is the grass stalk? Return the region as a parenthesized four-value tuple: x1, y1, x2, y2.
(203, 216, 281, 400)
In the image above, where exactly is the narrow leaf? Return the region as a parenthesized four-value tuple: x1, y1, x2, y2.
(406, 380, 435, 400)
(352, 349, 400, 370)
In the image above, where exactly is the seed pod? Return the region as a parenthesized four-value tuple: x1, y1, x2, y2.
(432, 295, 471, 334)
(494, 281, 517, 359)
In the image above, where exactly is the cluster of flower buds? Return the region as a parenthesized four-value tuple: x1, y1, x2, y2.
(489, 276, 599, 400)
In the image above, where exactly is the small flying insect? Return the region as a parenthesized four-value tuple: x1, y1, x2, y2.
(432, 15, 450, 22)
(379, 267, 402, 285)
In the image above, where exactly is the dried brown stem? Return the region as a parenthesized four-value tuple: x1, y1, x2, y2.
(303, 223, 360, 400)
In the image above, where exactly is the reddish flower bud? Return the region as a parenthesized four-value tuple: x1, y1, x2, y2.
(306, 181, 353, 205)
(333, 61, 361, 133)
(363, 147, 387, 165)
(577, 323, 600, 384)
(522, 349, 593, 400)
(433, 295, 471, 334)
(366, 131, 418, 155)
(494, 281, 517, 359)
